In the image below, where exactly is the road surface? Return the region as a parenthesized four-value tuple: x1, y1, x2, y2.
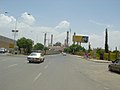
(0, 54, 120, 90)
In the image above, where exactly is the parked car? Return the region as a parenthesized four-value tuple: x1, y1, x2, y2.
(108, 59, 120, 73)
(27, 52, 45, 63)
(0, 48, 6, 53)
(62, 52, 66, 56)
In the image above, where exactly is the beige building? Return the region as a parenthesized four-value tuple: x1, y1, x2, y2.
(0, 35, 14, 49)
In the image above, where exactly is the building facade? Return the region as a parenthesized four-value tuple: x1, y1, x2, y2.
(0, 35, 14, 49)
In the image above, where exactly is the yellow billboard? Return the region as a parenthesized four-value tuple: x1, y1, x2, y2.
(9, 43, 14, 48)
(73, 35, 88, 43)
(73, 35, 82, 42)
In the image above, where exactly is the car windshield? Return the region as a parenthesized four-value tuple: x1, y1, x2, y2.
(30, 53, 37, 56)
(118, 60, 120, 64)
(0, 48, 4, 50)
(114, 59, 120, 63)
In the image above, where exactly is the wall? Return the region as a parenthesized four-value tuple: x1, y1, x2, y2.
(0, 35, 14, 49)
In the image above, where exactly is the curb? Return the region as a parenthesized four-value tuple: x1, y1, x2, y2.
(90, 59, 111, 63)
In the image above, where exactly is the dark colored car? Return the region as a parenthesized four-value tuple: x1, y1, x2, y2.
(108, 59, 120, 73)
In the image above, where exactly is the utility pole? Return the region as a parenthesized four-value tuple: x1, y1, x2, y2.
(115, 47, 118, 59)
(51, 34, 53, 46)
(69, 28, 71, 45)
(73, 32, 76, 44)
(66, 31, 69, 46)
(105, 28, 109, 53)
(44, 33, 47, 47)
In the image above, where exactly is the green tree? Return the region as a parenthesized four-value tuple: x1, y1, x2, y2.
(96, 48, 104, 55)
(64, 47, 71, 53)
(17, 37, 33, 54)
(105, 28, 109, 53)
(33, 43, 44, 50)
(64, 44, 85, 54)
(26, 39, 33, 53)
(44, 47, 49, 55)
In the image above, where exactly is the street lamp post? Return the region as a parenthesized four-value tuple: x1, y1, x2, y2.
(10, 12, 31, 54)
(12, 30, 18, 54)
(3, 11, 18, 54)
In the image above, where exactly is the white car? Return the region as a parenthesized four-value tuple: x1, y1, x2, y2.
(62, 52, 66, 56)
(0, 48, 6, 53)
(27, 52, 45, 63)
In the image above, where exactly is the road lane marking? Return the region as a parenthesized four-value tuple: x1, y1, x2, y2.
(104, 87, 110, 90)
(8, 64, 18, 68)
(33, 72, 42, 82)
(44, 65, 48, 69)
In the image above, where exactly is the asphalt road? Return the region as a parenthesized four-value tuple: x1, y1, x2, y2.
(0, 54, 120, 90)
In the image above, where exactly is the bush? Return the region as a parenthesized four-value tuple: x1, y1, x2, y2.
(104, 52, 120, 61)
(74, 51, 85, 56)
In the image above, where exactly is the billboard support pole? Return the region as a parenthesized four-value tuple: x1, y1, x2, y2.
(80, 42, 81, 46)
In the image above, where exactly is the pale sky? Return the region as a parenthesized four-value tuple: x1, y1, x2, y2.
(0, 0, 120, 50)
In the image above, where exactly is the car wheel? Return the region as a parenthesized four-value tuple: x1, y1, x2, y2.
(40, 59, 42, 62)
(43, 58, 45, 62)
(108, 65, 112, 71)
(29, 61, 32, 63)
(109, 67, 112, 71)
(119, 69, 120, 73)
